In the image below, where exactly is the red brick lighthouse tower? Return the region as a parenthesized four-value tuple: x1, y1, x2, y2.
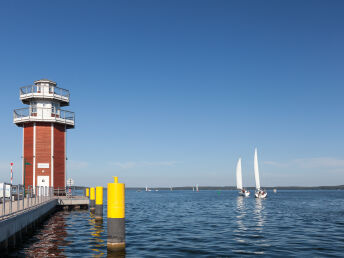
(13, 79, 75, 192)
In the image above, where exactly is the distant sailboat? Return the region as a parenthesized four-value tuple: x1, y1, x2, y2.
(236, 158, 250, 197)
(145, 186, 151, 192)
(254, 148, 267, 198)
(196, 184, 199, 192)
(192, 187, 195, 191)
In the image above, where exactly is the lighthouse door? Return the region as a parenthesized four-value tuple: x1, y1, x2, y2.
(37, 176, 50, 196)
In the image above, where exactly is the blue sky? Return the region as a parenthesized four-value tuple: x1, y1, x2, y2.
(0, 0, 344, 187)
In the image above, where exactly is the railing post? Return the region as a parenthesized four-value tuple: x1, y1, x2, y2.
(17, 185, 20, 211)
(22, 185, 24, 209)
(27, 187, 29, 208)
(10, 184, 12, 214)
(31, 187, 33, 206)
(2, 184, 5, 216)
(28, 186, 30, 207)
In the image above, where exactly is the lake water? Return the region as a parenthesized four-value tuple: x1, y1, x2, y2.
(8, 190, 344, 257)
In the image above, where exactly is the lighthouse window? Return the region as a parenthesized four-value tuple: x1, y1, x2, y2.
(52, 103, 59, 114)
(31, 102, 37, 114)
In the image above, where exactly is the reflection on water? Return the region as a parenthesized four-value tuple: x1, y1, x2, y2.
(233, 196, 248, 251)
(253, 198, 270, 254)
(236, 196, 248, 231)
(254, 198, 264, 230)
(89, 212, 105, 257)
(16, 211, 68, 257)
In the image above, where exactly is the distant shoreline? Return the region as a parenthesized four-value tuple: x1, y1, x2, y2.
(73, 185, 344, 190)
(127, 185, 344, 190)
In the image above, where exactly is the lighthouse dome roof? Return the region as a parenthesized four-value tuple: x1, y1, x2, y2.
(34, 79, 57, 86)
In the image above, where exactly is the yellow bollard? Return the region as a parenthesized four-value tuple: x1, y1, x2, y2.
(90, 187, 96, 210)
(95, 186, 103, 220)
(86, 188, 89, 197)
(107, 176, 125, 250)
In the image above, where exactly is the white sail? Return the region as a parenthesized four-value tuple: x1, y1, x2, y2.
(236, 158, 243, 190)
(254, 148, 261, 190)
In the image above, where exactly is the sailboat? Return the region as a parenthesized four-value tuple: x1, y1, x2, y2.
(196, 184, 199, 192)
(254, 148, 267, 198)
(236, 158, 250, 197)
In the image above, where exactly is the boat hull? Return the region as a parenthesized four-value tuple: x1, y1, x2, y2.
(255, 190, 267, 198)
(239, 190, 250, 197)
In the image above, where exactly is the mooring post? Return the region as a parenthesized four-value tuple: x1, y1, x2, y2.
(86, 188, 90, 198)
(90, 187, 96, 210)
(95, 186, 103, 220)
(107, 176, 125, 251)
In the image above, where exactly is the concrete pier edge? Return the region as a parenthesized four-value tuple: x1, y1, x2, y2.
(0, 196, 89, 253)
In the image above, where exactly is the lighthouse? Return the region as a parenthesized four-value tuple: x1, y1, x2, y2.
(13, 79, 75, 192)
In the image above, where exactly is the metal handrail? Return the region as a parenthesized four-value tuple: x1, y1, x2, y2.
(0, 184, 88, 219)
(54, 186, 85, 198)
(13, 107, 75, 125)
(20, 85, 70, 98)
(0, 183, 55, 219)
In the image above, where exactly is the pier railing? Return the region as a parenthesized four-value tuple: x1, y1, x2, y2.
(54, 186, 86, 198)
(0, 183, 55, 219)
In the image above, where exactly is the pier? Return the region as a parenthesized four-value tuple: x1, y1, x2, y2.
(0, 184, 88, 251)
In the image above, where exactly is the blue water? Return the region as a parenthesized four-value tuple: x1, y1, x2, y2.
(9, 190, 344, 257)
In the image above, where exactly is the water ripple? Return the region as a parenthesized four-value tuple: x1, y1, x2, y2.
(8, 190, 344, 257)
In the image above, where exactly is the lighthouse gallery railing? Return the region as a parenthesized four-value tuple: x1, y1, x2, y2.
(13, 107, 75, 125)
(20, 85, 70, 98)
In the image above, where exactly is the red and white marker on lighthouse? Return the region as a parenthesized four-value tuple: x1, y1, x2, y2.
(10, 162, 13, 185)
